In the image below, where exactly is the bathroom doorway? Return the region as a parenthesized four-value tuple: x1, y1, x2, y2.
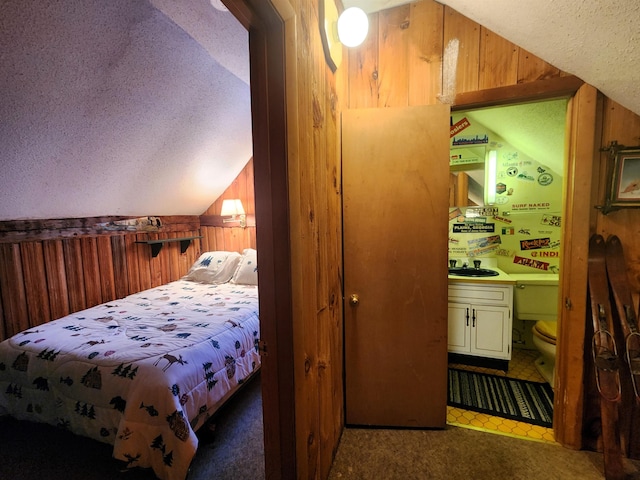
(447, 98, 568, 441)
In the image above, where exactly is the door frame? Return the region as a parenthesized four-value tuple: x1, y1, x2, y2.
(223, 1, 297, 478)
(451, 76, 596, 450)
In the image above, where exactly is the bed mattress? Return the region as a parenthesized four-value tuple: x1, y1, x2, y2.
(0, 279, 260, 480)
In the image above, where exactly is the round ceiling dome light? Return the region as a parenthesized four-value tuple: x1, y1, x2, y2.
(210, 0, 228, 12)
(337, 7, 369, 47)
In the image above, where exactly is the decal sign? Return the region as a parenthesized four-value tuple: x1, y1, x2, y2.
(513, 255, 550, 271)
(450, 117, 471, 138)
(520, 238, 551, 250)
(452, 223, 495, 233)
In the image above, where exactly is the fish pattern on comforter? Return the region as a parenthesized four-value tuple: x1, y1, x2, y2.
(0, 279, 261, 480)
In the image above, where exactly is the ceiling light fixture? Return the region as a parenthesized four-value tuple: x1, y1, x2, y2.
(319, 0, 369, 72)
(210, 0, 228, 12)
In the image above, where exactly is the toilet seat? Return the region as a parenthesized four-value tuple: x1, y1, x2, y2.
(532, 320, 557, 345)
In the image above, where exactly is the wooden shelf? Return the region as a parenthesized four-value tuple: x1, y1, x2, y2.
(135, 236, 202, 258)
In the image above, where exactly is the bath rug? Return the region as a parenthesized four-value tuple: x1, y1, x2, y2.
(448, 368, 554, 427)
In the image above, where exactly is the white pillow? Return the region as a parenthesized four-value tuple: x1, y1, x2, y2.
(183, 251, 241, 284)
(231, 248, 258, 285)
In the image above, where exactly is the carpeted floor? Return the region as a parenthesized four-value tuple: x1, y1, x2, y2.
(329, 427, 640, 480)
(0, 372, 265, 480)
(2, 370, 639, 480)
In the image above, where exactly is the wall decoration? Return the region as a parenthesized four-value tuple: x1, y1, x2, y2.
(599, 142, 640, 214)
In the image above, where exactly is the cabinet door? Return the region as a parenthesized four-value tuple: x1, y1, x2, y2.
(471, 305, 511, 359)
(448, 302, 471, 353)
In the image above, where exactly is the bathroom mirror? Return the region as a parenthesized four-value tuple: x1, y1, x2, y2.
(449, 145, 487, 207)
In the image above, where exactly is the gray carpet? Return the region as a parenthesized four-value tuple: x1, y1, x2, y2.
(2, 371, 639, 480)
(329, 426, 640, 480)
(0, 372, 264, 480)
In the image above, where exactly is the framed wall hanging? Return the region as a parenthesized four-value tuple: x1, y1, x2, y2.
(598, 142, 640, 214)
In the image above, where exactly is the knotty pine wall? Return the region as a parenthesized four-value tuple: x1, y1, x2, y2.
(0, 160, 257, 344)
(0, 218, 201, 342)
(344, 0, 640, 459)
(200, 158, 257, 253)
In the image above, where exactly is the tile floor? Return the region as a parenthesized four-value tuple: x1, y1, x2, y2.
(447, 348, 557, 444)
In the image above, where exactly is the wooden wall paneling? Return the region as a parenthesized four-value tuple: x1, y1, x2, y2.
(157, 235, 171, 286)
(595, 99, 640, 459)
(200, 227, 212, 253)
(377, 5, 411, 107)
(408, 1, 444, 106)
(214, 229, 222, 253)
(553, 84, 599, 449)
(96, 235, 115, 303)
(19, 241, 51, 329)
(347, 11, 380, 108)
(244, 159, 255, 214)
(111, 235, 130, 300)
(136, 234, 153, 292)
(147, 233, 163, 288)
(292, 3, 320, 476)
(478, 27, 518, 89)
(443, 6, 480, 95)
(81, 237, 102, 308)
(124, 234, 141, 296)
(517, 48, 561, 83)
(62, 238, 87, 313)
(322, 61, 344, 479)
(42, 240, 70, 320)
(0, 290, 4, 341)
(0, 243, 28, 338)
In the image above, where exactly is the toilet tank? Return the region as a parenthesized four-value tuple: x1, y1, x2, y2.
(510, 274, 559, 322)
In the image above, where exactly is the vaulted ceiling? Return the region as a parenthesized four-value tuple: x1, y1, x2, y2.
(1, 0, 638, 221)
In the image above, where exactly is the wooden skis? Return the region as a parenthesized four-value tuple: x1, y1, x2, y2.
(588, 234, 624, 480)
(606, 235, 640, 400)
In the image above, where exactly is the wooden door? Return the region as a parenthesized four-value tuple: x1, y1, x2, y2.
(342, 105, 450, 427)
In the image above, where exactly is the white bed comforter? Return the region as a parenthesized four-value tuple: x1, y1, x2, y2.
(0, 280, 260, 480)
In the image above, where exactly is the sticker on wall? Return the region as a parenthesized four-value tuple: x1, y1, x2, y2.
(450, 117, 471, 138)
(449, 208, 463, 221)
(517, 172, 535, 181)
(466, 207, 498, 217)
(492, 215, 512, 224)
(518, 228, 531, 235)
(468, 235, 501, 256)
(513, 255, 551, 271)
(520, 238, 551, 250)
(502, 227, 515, 235)
(511, 202, 551, 211)
(452, 134, 489, 146)
(540, 214, 561, 227)
(506, 167, 518, 177)
(531, 251, 559, 258)
(452, 223, 495, 233)
(537, 172, 554, 186)
(493, 248, 516, 258)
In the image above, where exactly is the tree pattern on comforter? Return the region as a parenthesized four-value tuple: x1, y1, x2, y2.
(0, 280, 261, 480)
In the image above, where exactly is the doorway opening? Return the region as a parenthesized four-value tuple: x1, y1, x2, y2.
(447, 98, 568, 442)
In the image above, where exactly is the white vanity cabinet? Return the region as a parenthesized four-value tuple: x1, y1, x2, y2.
(448, 282, 513, 361)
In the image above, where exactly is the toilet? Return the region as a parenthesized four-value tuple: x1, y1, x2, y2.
(510, 274, 559, 387)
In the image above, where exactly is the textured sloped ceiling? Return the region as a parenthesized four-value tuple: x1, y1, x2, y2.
(0, 0, 250, 221)
(2, 0, 638, 221)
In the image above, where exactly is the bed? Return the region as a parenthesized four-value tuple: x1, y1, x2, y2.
(0, 249, 260, 480)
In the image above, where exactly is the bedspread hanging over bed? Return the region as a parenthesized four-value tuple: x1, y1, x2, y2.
(0, 279, 260, 480)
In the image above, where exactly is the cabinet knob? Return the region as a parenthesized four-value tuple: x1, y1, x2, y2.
(349, 294, 360, 306)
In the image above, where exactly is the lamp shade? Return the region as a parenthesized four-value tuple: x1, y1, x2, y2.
(220, 199, 245, 216)
(337, 7, 369, 47)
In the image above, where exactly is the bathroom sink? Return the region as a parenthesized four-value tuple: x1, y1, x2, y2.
(448, 267, 500, 277)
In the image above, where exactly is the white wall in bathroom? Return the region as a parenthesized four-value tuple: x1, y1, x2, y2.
(448, 112, 564, 275)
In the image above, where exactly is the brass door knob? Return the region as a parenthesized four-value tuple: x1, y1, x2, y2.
(349, 294, 359, 306)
